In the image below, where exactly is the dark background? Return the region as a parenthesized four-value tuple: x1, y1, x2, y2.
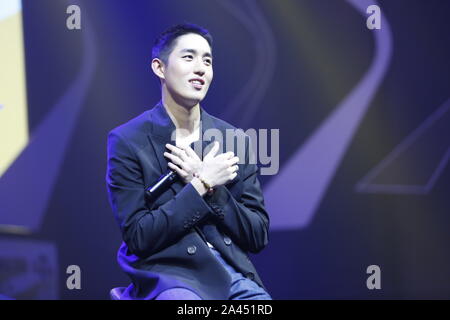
(1, 0, 449, 299)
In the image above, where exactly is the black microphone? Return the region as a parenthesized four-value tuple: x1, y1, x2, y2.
(145, 170, 179, 201)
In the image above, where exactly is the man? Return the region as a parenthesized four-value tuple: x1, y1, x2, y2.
(106, 23, 271, 300)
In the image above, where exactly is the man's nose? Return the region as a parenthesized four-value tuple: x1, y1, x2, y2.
(193, 60, 206, 76)
(194, 70, 205, 77)
(194, 67, 205, 77)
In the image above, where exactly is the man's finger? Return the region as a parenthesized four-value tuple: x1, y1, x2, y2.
(227, 156, 239, 165)
(184, 145, 201, 161)
(164, 152, 183, 166)
(230, 165, 239, 173)
(168, 162, 188, 178)
(166, 144, 187, 160)
(204, 141, 219, 160)
(225, 151, 235, 159)
(217, 151, 234, 160)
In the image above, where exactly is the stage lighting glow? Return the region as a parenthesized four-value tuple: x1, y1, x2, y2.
(0, 0, 29, 177)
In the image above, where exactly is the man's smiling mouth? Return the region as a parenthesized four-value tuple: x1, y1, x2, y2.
(189, 78, 205, 89)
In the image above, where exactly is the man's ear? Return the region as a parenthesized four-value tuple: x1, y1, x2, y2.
(151, 58, 165, 80)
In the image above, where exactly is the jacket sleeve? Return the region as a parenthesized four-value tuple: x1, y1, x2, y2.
(106, 130, 212, 258)
(205, 136, 270, 253)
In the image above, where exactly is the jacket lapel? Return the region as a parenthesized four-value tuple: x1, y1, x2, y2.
(146, 100, 175, 176)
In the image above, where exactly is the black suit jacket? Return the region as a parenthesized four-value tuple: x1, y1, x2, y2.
(106, 101, 270, 299)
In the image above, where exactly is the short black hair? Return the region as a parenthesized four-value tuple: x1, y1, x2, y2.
(152, 23, 213, 65)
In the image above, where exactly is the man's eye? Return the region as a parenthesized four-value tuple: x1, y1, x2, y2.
(204, 59, 212, 65)
(183, 55, 193, 59)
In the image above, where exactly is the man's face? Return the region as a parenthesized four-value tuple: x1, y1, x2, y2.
(162, 33, 213, 107)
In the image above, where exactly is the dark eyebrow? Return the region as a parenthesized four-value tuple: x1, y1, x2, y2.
(180, 48, 213, 59)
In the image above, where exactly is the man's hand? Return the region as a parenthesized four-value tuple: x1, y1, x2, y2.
(165, 141, 239, 195)
(197, 142, 239, 188)
(164, 144, 202, 184)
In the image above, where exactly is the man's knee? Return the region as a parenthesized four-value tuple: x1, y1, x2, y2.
(155, 288, 202, 300)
